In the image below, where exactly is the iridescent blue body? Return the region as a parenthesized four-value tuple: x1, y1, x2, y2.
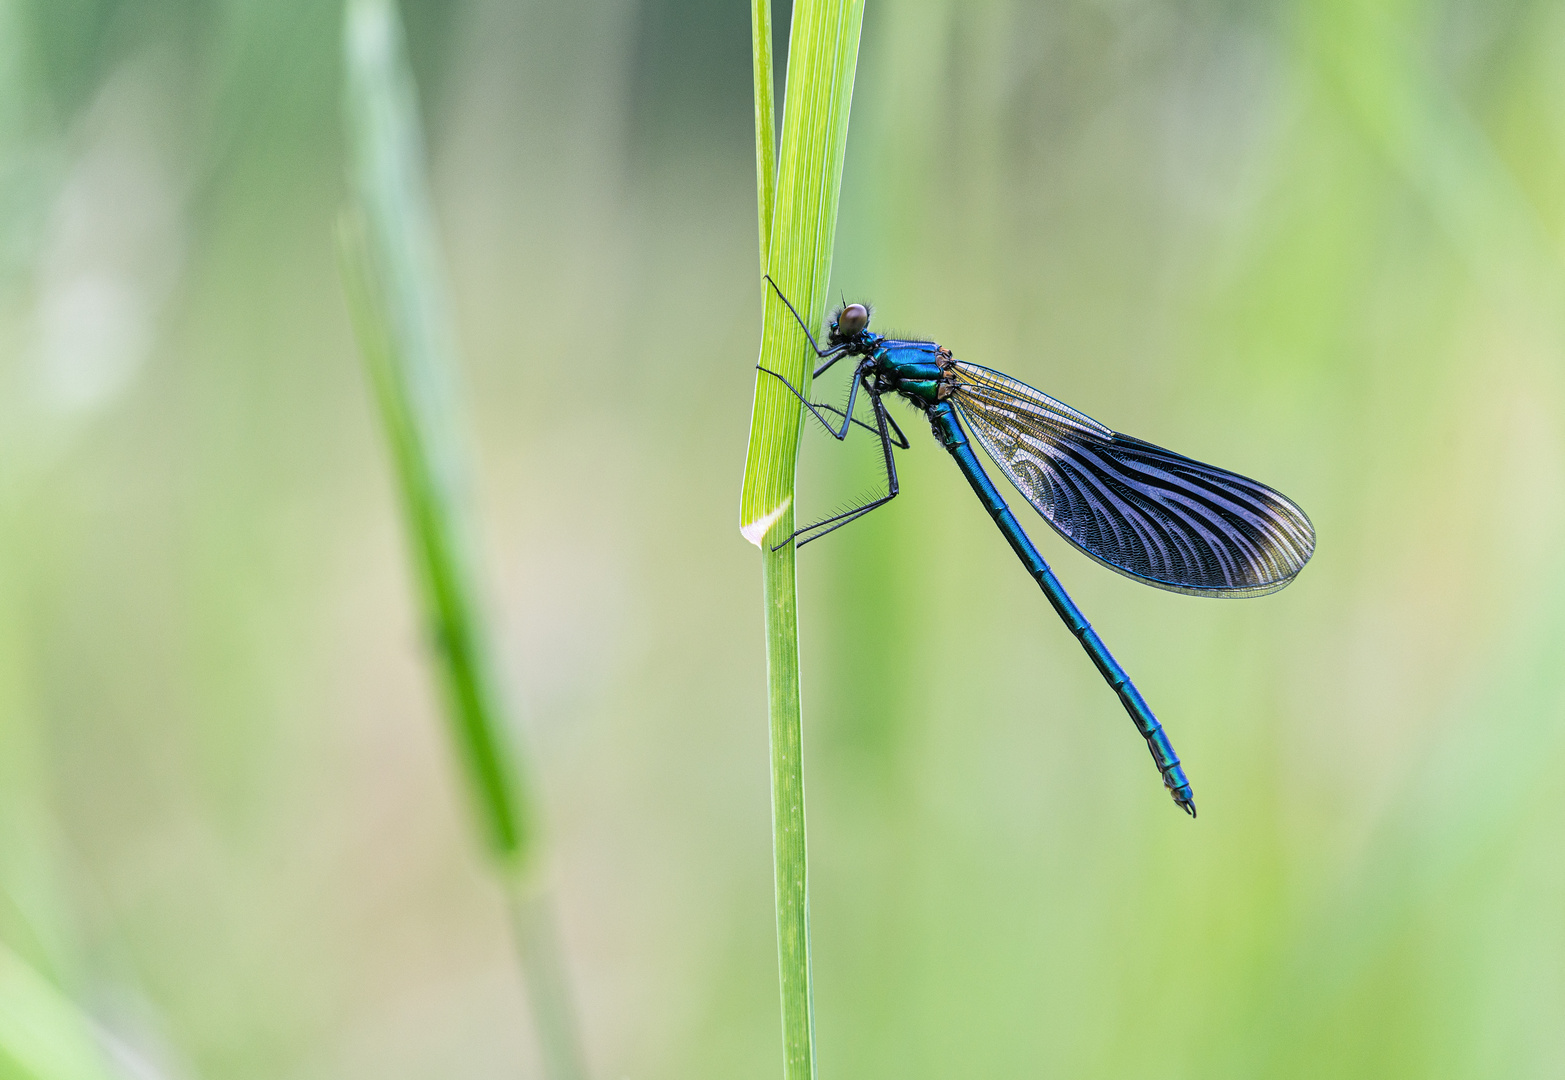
(759, 283, 1315, 817)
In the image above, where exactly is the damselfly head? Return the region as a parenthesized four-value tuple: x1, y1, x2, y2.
(829, 302, 871, 344)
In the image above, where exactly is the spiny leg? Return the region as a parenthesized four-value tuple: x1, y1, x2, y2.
(880, 406, 911, 451)
(756, 362, 868, 441)
(762, 275, 858, 379)
(811, 402, 883, 440)
(762, 275, 834, 357)
(753, 364, 891, 545)
(776, 393, 902, 551)
(755, 362, 907, 450)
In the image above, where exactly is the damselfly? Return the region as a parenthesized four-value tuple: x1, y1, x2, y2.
(759, 280, 1315, 816)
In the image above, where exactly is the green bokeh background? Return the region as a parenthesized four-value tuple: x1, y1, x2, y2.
(4, 0, 1564, 1076)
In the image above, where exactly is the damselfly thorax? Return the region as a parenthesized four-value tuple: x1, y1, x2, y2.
(831, 335, 960, 408)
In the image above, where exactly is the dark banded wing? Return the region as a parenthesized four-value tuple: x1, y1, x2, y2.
(947, 361, 1315, 597)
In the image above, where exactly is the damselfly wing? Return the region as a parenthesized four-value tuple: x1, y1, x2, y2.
(947, 362, 1315, 598)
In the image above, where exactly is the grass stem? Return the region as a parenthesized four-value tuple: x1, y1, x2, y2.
(741, 3, 866, 1077)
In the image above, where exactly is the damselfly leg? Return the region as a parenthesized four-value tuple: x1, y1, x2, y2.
(754, 366, 905, 550)
(762, 276, 838, 356)
(756, 277, 912, 548)
(782, 393, 903, 551)
(756, 360, 871, 441)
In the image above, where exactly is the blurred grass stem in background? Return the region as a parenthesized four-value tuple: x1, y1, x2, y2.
(741, 2, 865, 1077)
(339, 1, 586, 1077)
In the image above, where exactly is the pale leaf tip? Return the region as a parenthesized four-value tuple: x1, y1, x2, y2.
(740, 498, 791, 547)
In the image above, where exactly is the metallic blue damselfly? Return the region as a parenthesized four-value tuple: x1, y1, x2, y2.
(760, 281, 1315, 816)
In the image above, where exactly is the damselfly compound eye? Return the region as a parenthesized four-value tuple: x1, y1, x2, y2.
(838, 303, 869, 335)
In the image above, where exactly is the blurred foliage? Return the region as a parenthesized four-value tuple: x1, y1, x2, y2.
(0, 0, 1563, 1078)
(0, 943, 117, 1080)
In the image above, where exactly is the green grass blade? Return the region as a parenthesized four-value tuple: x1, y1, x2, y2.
(751, 0, 776, 276)
(740, 3, 866, 1079)
(739, 0, 865, 544)
(340, 3, 586, 1078)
